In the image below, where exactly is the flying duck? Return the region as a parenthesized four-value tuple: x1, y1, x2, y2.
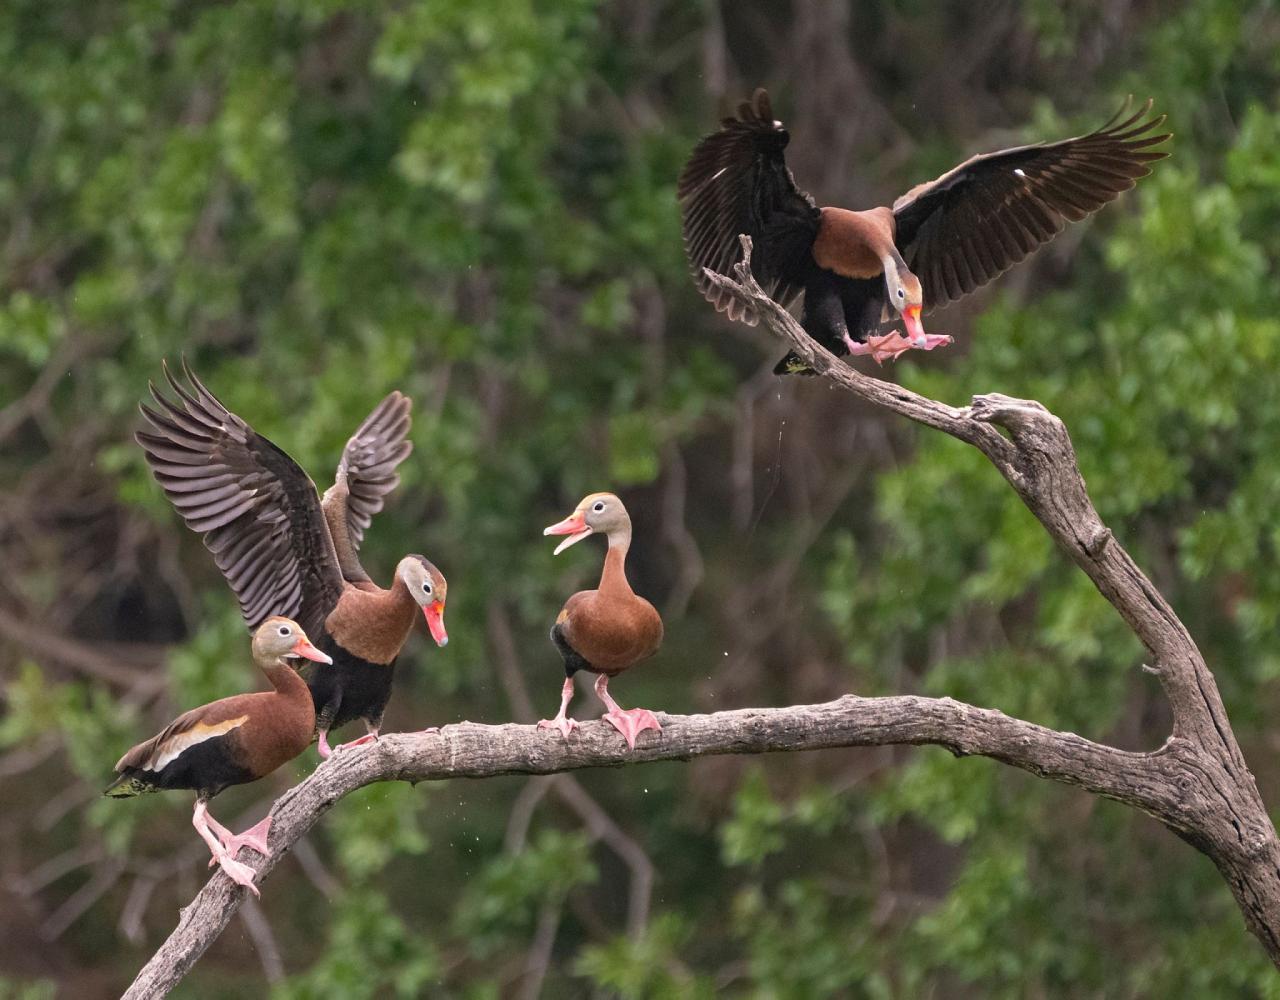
(136, 362, 448, 758)
(679, 90, 1170, 373)
(105, 617, 330, 896)
(540, 492, 664, 749)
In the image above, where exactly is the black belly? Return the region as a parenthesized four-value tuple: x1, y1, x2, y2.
(775, 266, 885, 375)
(551, 622, 595, 677)
(120, 737, 255, 801)
(305, 632, 396, 733)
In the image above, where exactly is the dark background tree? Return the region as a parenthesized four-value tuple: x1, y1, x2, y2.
(3, 0, 1280, 995)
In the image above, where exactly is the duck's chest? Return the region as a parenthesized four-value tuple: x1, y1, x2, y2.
(812, 207, 892, 280)
(324, 587, 417, 665)
(561, 592, 663, 674)
(236, 703, 315, 775)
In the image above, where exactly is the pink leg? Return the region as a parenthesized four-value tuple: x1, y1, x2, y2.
(538, 677, 580, 740)
(193, 801, 260, 897)
(317, 730, 334, 760)
(594, 675, 661, 750)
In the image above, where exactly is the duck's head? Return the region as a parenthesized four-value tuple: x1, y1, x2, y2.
(884, 263, 926, 345)
(253, 616, 333, 668)
(544, 492, 631, 554)
(397, 555, 448, 647)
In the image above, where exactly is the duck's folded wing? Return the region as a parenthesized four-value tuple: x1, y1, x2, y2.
(893, 98, 1170, 310)
(678, 88, 822, 323)
(321, 391, 413, 582)
(137, 361, 346, 635)
(114, 699, 250, 775)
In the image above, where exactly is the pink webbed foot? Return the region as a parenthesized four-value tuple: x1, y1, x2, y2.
(538, 714, 580, 740)
(842, 331, 953, 365)
(601, 707, 662, 750)
(221, 815, 272, 860)
(904, 332, 954, 354)
(317, 730, 333, 760)
(843, 331, 910, 365)
(334, 732, 378, 753)
(193, 802, 262, 897)
(215, 853, 262, 897)
(208, 816, 273, 867)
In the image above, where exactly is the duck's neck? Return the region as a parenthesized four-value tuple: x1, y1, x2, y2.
(387, 572, 419, 616)
(259, 659, 311, 700)
(324, 574, 420, 665)
(881, 246, 909, 281)
(599, 528, 634, 598)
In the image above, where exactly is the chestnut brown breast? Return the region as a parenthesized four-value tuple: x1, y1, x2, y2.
(811, 207, 895, 279)
(560, 590, 664, 675)
(230, 680, 316, 778)
(324, 582, 418, 665)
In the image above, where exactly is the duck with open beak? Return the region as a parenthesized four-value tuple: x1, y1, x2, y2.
(540, 492, 664, 749)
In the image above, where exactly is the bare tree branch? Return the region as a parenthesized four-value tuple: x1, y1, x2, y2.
(124, 695, 1160, 998)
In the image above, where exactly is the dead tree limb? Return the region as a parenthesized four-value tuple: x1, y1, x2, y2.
(125, 234, 1280, 994)
(700, 235, 1280, 963)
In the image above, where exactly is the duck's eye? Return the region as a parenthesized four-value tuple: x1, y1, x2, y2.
(592, 501, 605, 512)
(897, 289, 905, 299)
(277, 625, 290, 637)
(422, 582, 432, 595)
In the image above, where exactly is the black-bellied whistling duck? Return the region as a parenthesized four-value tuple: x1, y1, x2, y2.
(679, 90, 1170, 373)
(539, 492, 664, 749)
(105, 617, 330, 896)
(135, 362, 448, 759)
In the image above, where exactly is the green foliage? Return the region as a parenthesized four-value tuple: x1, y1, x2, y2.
(272, 889, 441, 1000)
(576, 915, 715, 1000)
(326, 783, 431, 883)
(0, 980, 56, 1000)
(4, 0, 1280, 994)
(454, 829, 596, 956)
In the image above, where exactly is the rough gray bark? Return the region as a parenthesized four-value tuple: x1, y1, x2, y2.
(126, 235, 1280, 995)
(126, 696, 1174, 999)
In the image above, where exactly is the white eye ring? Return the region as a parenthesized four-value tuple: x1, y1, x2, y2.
(897, 289, 905, 298)
(593, 501, 605, 512)
(422, 582, 432, 595)
(277, 625, 290, 637)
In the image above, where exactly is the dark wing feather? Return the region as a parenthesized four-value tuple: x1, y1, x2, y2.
(321, 391, 413, 582)
(136, 361, 346, 635)
(893, 97, 1171, 309)
(678, 88, 822, 323)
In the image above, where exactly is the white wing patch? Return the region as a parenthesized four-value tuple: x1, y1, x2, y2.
(148, 715, 249, 771)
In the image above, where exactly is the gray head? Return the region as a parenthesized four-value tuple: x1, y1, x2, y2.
(396, 555, 448, 647)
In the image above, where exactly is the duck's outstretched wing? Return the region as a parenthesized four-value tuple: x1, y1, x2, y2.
(893, 98, 1170, 310)
(137, 361, 345, 635)
(321, 391, 413, 583)
(679, 88, 822, 323)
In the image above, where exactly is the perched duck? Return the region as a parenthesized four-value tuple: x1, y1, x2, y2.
(679, 90, 1170, 373)
(136, 362, 448, 758)
(105, 617, 330, 896)
(540, 492, 663, 749)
